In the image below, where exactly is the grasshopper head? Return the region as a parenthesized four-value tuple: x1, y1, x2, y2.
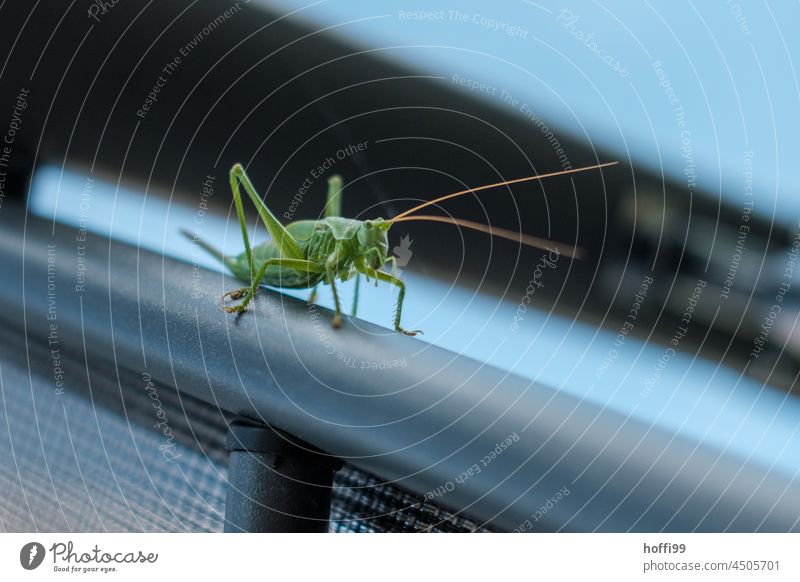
(357, 218, 391, 269)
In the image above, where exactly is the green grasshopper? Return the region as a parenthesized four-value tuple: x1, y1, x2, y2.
(184, 161, 616, 335)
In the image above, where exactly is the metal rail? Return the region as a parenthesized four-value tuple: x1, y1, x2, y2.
(1, 206, 798, 532)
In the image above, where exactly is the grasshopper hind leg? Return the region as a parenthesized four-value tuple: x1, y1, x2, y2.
(226, 258, 323, 313)
(324, 175, 343, 218)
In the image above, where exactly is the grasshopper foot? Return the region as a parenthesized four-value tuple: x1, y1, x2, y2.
(308, 289, 318, 304)
(223, 287, 249, 301)
(397, 327, 423, 336)
(331, 314, 342, 328)
(222, 288, 252, 314)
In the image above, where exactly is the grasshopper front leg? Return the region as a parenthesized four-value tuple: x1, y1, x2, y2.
(357, 262, 422, 336)
(384, 256, 398, 276)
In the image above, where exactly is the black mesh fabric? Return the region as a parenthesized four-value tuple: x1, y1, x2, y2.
(0, 324, 487, 533)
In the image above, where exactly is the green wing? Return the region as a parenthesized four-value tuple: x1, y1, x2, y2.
(324, 217, 361, 240)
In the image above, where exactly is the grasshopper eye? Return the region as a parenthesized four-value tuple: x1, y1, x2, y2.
(364, 220, 373, 229)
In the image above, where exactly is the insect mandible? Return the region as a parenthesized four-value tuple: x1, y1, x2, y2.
(183, 161, 616, 335)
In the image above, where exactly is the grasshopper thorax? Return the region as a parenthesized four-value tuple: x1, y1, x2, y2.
(357, 218, 391, 269)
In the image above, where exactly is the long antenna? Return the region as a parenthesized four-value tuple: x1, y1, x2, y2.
(391, 214, 586, 259)
(389, 161, 618, 223)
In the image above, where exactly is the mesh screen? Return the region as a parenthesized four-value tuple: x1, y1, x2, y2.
(0, 324, 488, 533)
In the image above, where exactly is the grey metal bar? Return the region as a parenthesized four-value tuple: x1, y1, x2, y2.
(1, 206, 798, 532)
